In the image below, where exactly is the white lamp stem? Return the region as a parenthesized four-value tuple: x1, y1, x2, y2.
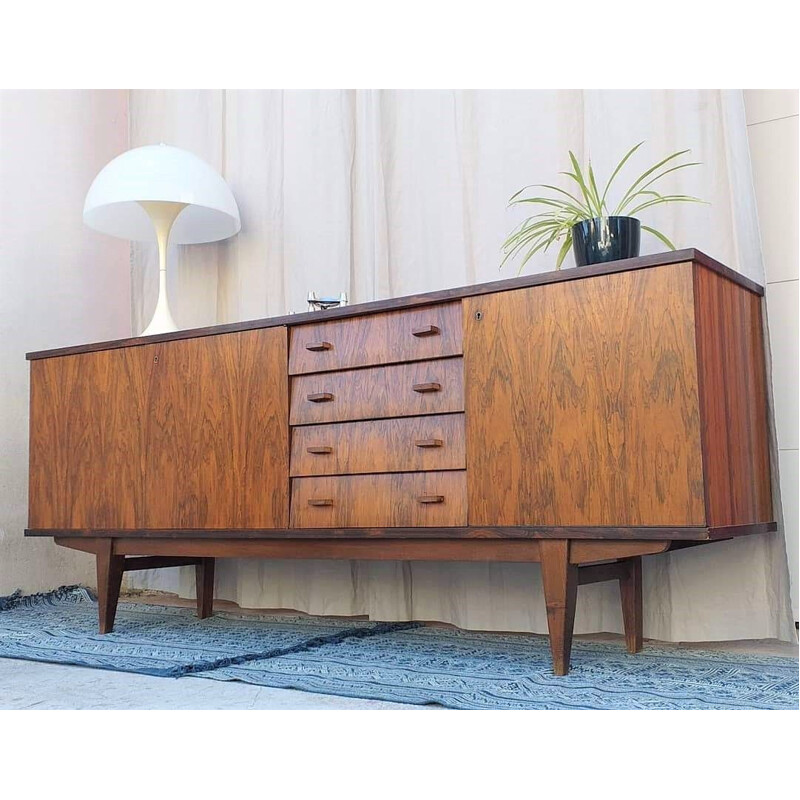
(140, 201, 187, 336)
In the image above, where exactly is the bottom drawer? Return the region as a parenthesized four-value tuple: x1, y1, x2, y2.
(290, 471, 466, 528)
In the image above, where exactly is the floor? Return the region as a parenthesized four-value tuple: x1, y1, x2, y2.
(0, 659, 426, 710)
(1, 592, 797, 710)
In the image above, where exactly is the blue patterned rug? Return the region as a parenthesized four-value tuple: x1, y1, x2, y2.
(1, 587, 797, 709)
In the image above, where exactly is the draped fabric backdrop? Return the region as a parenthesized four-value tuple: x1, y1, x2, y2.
(127, 90, 795, 642)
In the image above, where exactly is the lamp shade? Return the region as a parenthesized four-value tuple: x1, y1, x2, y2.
(83, 144, 240, 244)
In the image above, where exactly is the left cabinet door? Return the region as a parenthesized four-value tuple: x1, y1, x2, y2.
(28, 327, 290, 531)
(29, 346, 154, 529)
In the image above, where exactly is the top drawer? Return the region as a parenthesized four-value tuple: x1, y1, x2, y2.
(289, 302, 462, 375)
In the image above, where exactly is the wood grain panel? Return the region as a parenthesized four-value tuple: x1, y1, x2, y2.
(289, 302, 462, 374)
(464, 262, 705, 526)
(144, 328, 289, 528)
(29, 348, 153, 528)
(290, 358, 464, 425)
(290, 414, 465, 476)
(290, 471, 467, 527)
(693, 265, 772, 525)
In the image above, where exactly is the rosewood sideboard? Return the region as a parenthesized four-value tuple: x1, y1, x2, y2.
(25, 249, 776, 675)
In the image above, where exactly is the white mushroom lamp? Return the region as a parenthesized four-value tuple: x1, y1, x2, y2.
(83, 144, 240, 335)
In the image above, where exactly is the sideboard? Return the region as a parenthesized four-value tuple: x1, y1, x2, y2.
(25, 249, 776, 675)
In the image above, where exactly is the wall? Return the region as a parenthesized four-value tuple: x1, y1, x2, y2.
(0, 90, 131, 594)
(744, 90, 799, 620)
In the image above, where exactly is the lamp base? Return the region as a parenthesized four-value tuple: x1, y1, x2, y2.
(138, 201, 186, 337)
(141, 296, 179, 336)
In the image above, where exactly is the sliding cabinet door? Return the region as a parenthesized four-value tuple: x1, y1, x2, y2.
(463, 263, 705, 527)
(143, 327, 289, 529)
(29, 347, 153, 529)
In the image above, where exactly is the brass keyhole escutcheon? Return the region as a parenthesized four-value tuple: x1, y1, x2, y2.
(474, 310, 483, 321)
(153, 355, 159, 364)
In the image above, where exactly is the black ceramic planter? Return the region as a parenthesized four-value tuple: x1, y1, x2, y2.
(571, 216, 641, 267)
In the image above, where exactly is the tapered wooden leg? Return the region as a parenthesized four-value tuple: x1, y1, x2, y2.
(195, 558, 215, 619)
(619, 556, 643, 653)
(96, 539, 124, 634)
(539, 540, 578, 676)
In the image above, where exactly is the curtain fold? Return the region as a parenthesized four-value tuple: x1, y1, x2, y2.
(126, 89, 795, 642)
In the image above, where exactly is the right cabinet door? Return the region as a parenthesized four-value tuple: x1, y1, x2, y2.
(463, 262, 706, 527)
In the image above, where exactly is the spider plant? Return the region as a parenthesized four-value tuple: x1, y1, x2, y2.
(501, 141, 706, 273)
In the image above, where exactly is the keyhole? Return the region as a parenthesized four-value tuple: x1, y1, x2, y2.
(153, 355, 159, 364)
(474, 310, 483, 321)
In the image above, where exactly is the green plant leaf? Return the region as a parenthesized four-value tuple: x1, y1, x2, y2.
(636, 161, 701, 193)
(555, 235, 573, 270)
(561, 173, 598, 215)
(508, 183, 539, 203)
(641, 225, 676, 251)
(620, 162, 703, 212)
(501, 236, 547, 266)
(541, 222, 567, 250)
(515, 236, 558, 274)
(505, 216, 562, 236)
(626, 194, 706, 216)
(502, 234, 556, 264)
(599, 140, 645, 210)
(508, 183, 575, 205)
(508, 218, 574, 274)
(528, 184, 592, 215)
(510, 197, 588, 220)
(629, 189, 661, 200)
(501, 222, 566, 265)
(587, 164, 604, 215)
(613, 149, 692, 215)
(567, 151, 600, 215)
(511, 196, 575, 210)
(502, 220, 562, 249)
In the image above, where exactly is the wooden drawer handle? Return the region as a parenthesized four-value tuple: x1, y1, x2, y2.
(307, 392, 334, 403)
(308, 498, 334, 507)
(305, 341, 333, 352)
(306, 446, 333, 455)
(417, 495, 445, 504)
(415, 439, 443, 448)
(412, 382, 441, 394)
(411, 324, 440, 338)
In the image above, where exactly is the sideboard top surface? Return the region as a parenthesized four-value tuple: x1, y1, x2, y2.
(26, 248, 763, 361)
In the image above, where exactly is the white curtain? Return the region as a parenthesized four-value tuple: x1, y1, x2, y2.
(127, 90, 796, 642)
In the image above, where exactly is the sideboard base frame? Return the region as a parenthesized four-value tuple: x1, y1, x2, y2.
(40, 531, 770, 676)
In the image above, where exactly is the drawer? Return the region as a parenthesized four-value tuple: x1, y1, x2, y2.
(290, 471, 467, 527)
(290, 414, 466, 476)
(289, 302, 462, 375)
(290, 358, 464, 425)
